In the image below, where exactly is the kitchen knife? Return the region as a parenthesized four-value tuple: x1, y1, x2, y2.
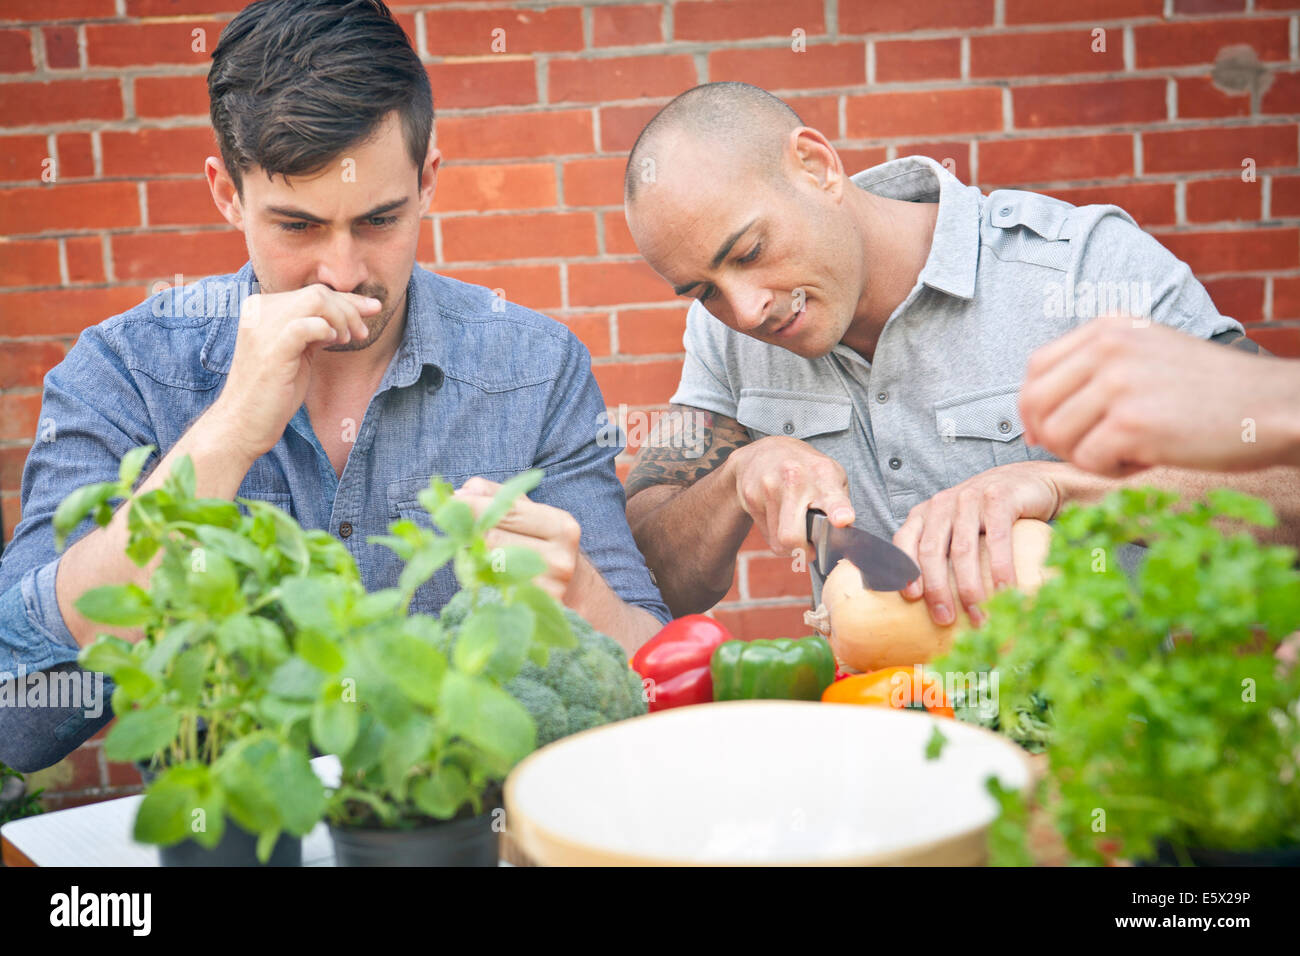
(805, 508, 921, 592)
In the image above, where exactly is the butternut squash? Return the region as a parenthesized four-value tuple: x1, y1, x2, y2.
(804, 518, 1053, 673)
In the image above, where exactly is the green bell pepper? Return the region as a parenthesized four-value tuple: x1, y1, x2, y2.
(709, 636, 837, 702)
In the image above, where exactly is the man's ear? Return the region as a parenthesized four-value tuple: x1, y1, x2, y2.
(789, 127, 844, 198)
(418, 136, 442, 216)
(205, 156, 244, 230)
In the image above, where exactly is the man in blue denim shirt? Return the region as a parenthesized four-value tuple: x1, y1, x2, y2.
(0, 0, 668, 771)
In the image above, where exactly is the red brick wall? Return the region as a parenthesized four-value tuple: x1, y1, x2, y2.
(2, 0, 1299, 805)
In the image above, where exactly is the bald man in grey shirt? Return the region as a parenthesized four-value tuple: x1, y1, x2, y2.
(621, 82, 1298, 627)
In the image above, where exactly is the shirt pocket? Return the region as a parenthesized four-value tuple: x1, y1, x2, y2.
(735, 389, 853, 441)
(932, 383, 1051, 487)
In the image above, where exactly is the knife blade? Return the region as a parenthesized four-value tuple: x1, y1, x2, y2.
(805, 508, 920, 592)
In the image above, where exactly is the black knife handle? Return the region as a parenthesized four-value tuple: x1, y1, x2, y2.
(805, 507, 825, 545)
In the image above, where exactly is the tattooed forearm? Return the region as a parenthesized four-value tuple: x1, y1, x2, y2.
(624, 404, 753, 500)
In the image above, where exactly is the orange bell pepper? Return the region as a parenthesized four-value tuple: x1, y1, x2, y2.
(821, 665, 954, 718)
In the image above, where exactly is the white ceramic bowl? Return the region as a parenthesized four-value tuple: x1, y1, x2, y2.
(505, 700, 1034, 866)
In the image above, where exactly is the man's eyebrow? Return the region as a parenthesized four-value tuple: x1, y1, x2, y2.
(264, 198, 409, 223)
(672, 218, 759, 296)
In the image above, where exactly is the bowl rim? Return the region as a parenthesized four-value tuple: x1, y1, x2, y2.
(503, 699, 1037, 867)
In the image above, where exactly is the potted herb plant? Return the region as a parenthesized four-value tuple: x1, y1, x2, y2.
(55, 447, 363, 865)
(935, 488, 1300, 866)
(297, 470, 578, 866)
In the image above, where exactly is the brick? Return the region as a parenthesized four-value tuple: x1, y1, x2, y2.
(134, 74, 209, 119)
(723, 570, 741, 604)
(436, 162, 556, 212)
(100, 126, 217, 177)
(845, 88, 1002, 139)
(111, 229, 247, 282)
(709, 43, 865, 91)
(0, 29, 32, 72)
(0, 392, 41, 441)
(428, 59, 536, 110)
(146, 178, 224, 227)
(85, 21, 226, 69)
(1271, 174, 1300, 218)
(105, 758, 146, 788)
(1173, 0, 1244, 11)
(0, 445, 28, 490)
(1133, 19, 1291, 69)
(1155, 227, 1299, 274)
(1202, 276, 1264, 323)
(1185, 177, 1261, 222)
(0, 339, 68, 390)
(421, 7, 583, 56)
(568, 260, 677, 307)
(603, 209, 637, 255)
(441, 211, 596, 261)
(0, 78, 121, 128)
(55, 132, 94, 179)
(563, 157, 624, 207)
(970, 29, 1125, 78)
(1, 494, 19, 543)
(674, 0, 825, 43)
(1244, 326, 1300, 357)
(42, 26, 78, 70)
(125, 0, 247, 13)
(65, 234, 103, 283)
(1142, 124, 1296, 174)
(0, 181, 139, 234)
(617, 306, 687, 355)
(1261, 71, 1300, 116)
(841, 0, 993, 33)
(550, 54, 697, 104)
(746, 554, 813, 600)
(710, 602, 814, 641)
(0, 286, 144, 336)
(874, 38, 961, 83)
(896, 141, 971, 183)
(787, 96, 840, 138)
(436, 264, 562, 311)
(1046, 182, 1177, 227)
(0, 0, 115, 18)
(556, 311, 610, 357)
(615, 459, 631, 485)
(1176, 77, 1250, 119)
(437, 110, 592, 160)
(836, 147, 889, 173)
(599, 104, 662, 153)
(592, 4, 663, 47)
(1004, 0, 1162, 23)
(0, 135, 49, 183)
(1014, 79, 1166, 129)
(1272, 277, 1300, 319)
(978, 133, 1133, 186)
(0, 238, 59, 287)
(591, 358, 683, 406)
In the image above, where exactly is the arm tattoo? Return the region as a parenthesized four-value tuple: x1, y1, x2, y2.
(624, 404, 753, 500)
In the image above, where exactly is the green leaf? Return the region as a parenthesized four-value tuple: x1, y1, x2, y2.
(168, 644, 213, 705)
(53, 482, 120, 549)
(162, 454, 196, 502)
(366, 629, 447, 709)
(379, 717, 436, 795)
(476, 469, 543, 532)
(279, 576, 337, 634)
(397, 536, 457, 598)
(176, 498, 242, 529)
(117, 444, 156, 488)
(439, 671, 536, 766)
(196, 525, 268, 578)
(296, 628, 345, 675)
(185, 548, 241, 616)
(267, 657, 327, 701)
(924, 724, 948, 761)
(513, 584, 576, 650)
(481, 545, 546, 586)
(311, 689, 360, 756)
(78, 635, 137, 677)
(455, 602, 533, 681)
(411, 764, 471, 820)
(104, 704, 181, 763)
(124, 535, 161, 566)
(74, 584, 153, 627)
(433, 498, 475, 539)
(134, 763, 225, 850)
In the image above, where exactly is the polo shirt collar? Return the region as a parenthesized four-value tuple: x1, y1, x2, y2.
(850, 154, 980, 301)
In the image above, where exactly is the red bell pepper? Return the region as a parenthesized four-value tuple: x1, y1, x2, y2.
(631, 615, 734, 712)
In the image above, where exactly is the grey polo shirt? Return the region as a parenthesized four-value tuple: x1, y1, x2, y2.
(670, 154, 1242, 545)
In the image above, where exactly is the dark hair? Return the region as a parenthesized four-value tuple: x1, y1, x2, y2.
(208, 0, 433, 193)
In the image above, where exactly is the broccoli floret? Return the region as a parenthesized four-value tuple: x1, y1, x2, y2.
(439, 587, 647, 748)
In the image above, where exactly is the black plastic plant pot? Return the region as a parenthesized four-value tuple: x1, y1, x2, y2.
(329, 812, 499, 867)
(158, 824, 302, 867)
(1139, 839, 1300, 867)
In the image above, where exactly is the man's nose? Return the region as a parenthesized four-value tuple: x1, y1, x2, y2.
(315, 232, 369, 293)
(726, 285, 773, 335)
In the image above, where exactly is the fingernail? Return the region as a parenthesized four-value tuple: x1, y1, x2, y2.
(832, 507, 853, 524)
(935, 604, 954, 625)
(366, 297, 381, 307)
(360, 324, 369, 337)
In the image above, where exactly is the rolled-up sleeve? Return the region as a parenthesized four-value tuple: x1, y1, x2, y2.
(0, 322, 153, 769)
(529, 334, 672, 626)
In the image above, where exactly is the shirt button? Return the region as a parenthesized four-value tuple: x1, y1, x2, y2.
(998, 420, 1012, 434)
(876, 390, 888, 403)
(888, 456, 902, 470)
(998, 205, 1013, 218)
(338, 521, 353, 539)
(782, 421, 795, 434)
(426, 366, 444, 393)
